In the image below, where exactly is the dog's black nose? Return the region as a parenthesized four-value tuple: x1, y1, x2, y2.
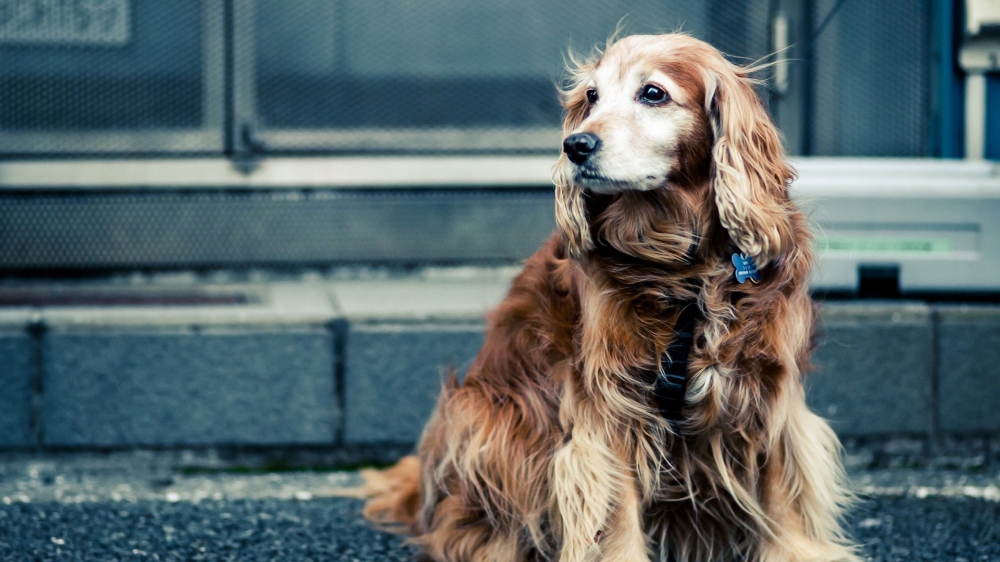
(563, 133, 600, 165)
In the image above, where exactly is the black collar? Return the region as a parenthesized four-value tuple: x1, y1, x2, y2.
(652, 302, 702, 428)
(653, 246, 759, 429)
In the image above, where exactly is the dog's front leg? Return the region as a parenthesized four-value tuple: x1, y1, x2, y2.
(595, 471, 650, 562)
(552, 390, 650, 562)
(552, 422, 615, 562)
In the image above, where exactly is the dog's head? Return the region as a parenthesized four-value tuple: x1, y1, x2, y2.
(554, 34, 796, 267)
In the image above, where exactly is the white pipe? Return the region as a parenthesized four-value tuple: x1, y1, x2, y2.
(966, 72, 987, 160)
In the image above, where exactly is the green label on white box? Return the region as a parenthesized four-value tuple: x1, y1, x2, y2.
(817, 237, 953, 254)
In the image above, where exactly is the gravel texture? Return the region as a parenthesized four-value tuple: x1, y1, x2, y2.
(847, 496, 1000, 561)
(0, 497, 417, 562)
(1, 491, 999, 561)
(0, 449, 998, 561)
(0, 495, 998, 561)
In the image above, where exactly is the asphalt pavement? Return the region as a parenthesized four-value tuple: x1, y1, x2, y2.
(0, 494, 997, 562)
(0, 456, 997, 561)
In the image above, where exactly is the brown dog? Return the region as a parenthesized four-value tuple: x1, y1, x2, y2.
(355, 33, 859, 562)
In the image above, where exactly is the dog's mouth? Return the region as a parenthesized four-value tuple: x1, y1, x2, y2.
(578, 167, 608, 181)
(573, 166, 642, 193)
(575, 166, 626, 186)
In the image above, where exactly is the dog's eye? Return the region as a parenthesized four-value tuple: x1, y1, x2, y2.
(586, 88, 598, 105)
(639, 84, 669, 105)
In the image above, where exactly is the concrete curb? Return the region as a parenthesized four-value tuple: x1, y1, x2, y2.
(936, 305, 1000, 433)
(809, 302, 934, 435)
(0, 279, 998, 451)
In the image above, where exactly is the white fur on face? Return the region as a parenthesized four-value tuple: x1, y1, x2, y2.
(562, 65, 698, 194)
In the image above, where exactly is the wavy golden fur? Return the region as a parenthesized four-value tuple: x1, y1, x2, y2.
(353, 34, 858, 562)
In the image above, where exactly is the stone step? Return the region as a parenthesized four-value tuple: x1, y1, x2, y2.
(0, 277, 997, 451)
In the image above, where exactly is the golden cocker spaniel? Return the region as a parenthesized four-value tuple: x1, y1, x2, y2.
(354, 33, 858, 562)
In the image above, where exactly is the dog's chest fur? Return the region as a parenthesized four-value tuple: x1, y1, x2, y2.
(563, 257, 711, 500)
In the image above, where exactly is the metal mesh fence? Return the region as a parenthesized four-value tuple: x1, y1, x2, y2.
(1, 0, 202, 130)
(0, 0, 935, 157)
(810, 0, 930, 156)
(0, 0, 780, 156)
(0, 189, 557, 269)
(247, 0, 769, 147)
(0, 0, 224, 154)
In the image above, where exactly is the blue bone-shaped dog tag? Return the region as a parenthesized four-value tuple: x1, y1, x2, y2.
(732, 253, 761, 284)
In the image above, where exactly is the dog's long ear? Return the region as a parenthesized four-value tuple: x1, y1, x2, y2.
(707, 68, 795, 266)
(553, 169, 592, 259)
(553, 79, 594, 259)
